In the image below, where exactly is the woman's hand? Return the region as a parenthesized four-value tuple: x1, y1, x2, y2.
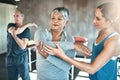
(74, 42, 92, 57)
(37, 41, 48, 58)
(43, 44, 66, 58)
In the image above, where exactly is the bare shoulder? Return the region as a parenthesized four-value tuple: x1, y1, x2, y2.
(114, 34, 120, 56)
(106, 33, 120, 43)
(111, 33, 120, 44)
(104, 33, 120, 56)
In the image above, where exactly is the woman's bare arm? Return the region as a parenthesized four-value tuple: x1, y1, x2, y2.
(43, 35, 120, 74)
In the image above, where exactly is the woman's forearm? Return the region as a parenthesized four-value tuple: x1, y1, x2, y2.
(61, 54, 96, 74)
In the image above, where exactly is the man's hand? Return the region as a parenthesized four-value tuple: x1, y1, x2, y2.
(8, 27, 18, 36)
(25, 23, 38, 28)
(8, 27, 15, 34)
(15, 23, 38, 35)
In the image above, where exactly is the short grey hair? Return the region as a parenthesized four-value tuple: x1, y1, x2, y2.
(16, 8, 24, 17)
(51, 7, 70, 20)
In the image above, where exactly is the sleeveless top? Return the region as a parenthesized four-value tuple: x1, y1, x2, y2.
(89, 32, 118, 80)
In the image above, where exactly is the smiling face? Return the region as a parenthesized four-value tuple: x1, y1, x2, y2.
(93, 8, 110, 30)
(50, 12, 68, 31)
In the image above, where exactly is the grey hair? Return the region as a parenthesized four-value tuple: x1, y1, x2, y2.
(16, 8, 24, 17)
(51, 7, 70, 20)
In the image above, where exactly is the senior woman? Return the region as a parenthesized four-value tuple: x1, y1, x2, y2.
(34, 7, 91, 80)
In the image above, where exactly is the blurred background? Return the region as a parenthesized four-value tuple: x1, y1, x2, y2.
(0, 0, 120, 80)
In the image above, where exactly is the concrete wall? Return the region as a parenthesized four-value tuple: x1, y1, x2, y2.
(0, 3, 16, 54)
(17, 0, 120, 48)
(0, 0, 120, 53)
(17, 0, 97, 48)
